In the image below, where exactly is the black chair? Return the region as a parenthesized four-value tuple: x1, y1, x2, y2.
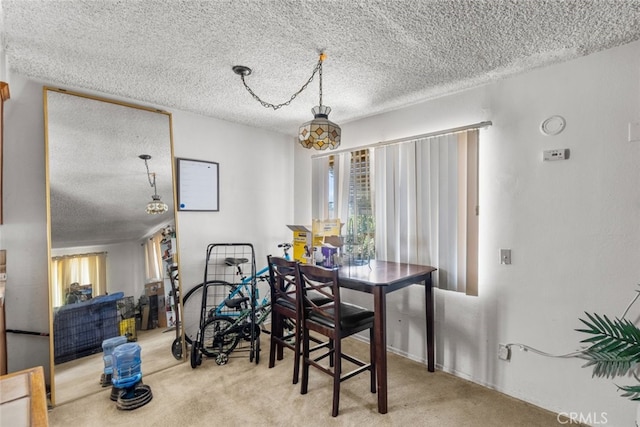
(296, 263, 376, 417)
(266, 256, 332, 384)
(267, 255, 302, 383)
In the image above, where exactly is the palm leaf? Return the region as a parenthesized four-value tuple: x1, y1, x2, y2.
(576, 312, 640, 380)
(618, 383, 640, 401)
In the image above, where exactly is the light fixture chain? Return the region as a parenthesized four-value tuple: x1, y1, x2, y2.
(143, 159, 156, 188)
(143, 158, 160, 198)
(240, 58, 323, 110)
(318, 61, 323, 107)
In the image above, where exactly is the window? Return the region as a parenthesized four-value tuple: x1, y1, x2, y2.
(50, 252, 107, 306)
(313, 127, 481, 295)
(314, 150, 375, 264)
(345, 149, 375, 263)
(144, 232, 164, 282)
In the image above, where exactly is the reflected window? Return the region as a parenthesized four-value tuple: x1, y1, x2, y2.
(51, 252, 107, 307)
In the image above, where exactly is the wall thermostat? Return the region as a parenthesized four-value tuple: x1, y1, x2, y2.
(543, 149, 570, 161)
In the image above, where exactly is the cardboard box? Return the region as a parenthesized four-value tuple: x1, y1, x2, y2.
(288, 220, 343, 264)
(287, 225, 313, 263)
(144, 281, 163, 296)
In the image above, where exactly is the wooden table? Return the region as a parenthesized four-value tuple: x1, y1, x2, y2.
(338, 260, 437, 414)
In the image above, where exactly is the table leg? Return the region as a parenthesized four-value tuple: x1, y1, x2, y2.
(373, 287, 387, 414)
(425, 274, 434, 372)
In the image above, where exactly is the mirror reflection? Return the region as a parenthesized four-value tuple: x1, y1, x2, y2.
(44, 88, 182, 406)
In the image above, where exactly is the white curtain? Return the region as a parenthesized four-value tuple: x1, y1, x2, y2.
(51, 252, 107, 307)
(335, 152, 351, 223)
(144, 233, 164, 282)
(374, 132, 467, 292)
(311, 153, 351, 222)
(312, 157, 331, 219)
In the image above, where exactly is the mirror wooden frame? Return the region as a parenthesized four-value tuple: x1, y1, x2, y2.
(43, 87, 184, 406)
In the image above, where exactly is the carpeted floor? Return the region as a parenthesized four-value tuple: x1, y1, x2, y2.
(47, 335, 567, 426)
(53, 327, 181, 405)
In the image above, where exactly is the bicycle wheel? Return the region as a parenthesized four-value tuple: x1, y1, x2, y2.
(182, 281, 247, 345)
(171, 337, 183, 360)
(200, 316, 241, 357)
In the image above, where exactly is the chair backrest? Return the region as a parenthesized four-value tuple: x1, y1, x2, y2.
(267, 255, 299, 313)
(296, 264, 340, 333)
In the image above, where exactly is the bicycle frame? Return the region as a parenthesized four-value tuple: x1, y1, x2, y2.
(207, 245, 290, 319)
(212, 299, 272, 333)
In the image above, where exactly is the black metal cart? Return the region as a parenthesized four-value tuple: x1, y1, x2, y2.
(190, 243, 259, 368)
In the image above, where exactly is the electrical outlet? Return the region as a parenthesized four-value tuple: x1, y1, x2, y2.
(498, 344, 511, 361)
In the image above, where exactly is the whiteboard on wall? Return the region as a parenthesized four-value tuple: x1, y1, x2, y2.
(176, 158, 219, 211)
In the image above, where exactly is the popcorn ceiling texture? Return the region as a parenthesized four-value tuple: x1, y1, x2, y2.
(2, 0, 640, 246)
(3, 0, 640, 135)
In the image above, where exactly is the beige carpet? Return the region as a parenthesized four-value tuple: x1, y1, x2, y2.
(53, 327, 182, 405)
(47, 334, 568, 427)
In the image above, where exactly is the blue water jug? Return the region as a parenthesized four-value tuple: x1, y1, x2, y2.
(102, 335, 128, 375)
(112, 342, 142, 389)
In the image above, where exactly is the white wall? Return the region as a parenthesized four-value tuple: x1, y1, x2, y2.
(172, 109, 295, 293)
(2, 75, 50, 378)
(293, 40, 640, 426)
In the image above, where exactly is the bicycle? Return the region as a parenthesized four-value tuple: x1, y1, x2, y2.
(190, 292, 273, 367)
(181, 243, 291, 346)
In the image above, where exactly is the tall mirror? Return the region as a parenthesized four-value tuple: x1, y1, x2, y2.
(44, 88, 183, 406)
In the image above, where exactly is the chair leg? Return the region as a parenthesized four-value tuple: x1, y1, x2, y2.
(292, 319, 300, 384)
(332, 338, 341, 417)
(277, 315, 285, 361)
(369, 327, 376, 393)
(300, 327, 310, 395)
(329, 338, 335, 367)
(269, 311, 281, 369)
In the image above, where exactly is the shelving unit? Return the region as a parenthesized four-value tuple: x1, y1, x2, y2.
(161, 233, 178, 328)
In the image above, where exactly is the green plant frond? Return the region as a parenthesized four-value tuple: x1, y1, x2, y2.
(602, 314, 617, 336)
(577, 313, 640, 349)
(618, 384, 640, 401)
(597, 340, 632, 355)
(580, 349, 638, 378)
(577, 313, 609, 338)
(619, 318, 640, 340)
(581, 312, 604, 333)
(620, 345, 640, 359)
(576, 298, 640, 400)
(588, 312, 614, 336)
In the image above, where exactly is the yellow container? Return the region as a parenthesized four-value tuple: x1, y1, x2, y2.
(287, 225, 313, 263)
(288, 220, 343, 264)
(119, 318, 137, 341)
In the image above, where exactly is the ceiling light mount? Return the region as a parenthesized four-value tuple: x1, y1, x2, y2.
(232, 52, 341, 150)
(139, 154, 168, 215)
(232, 65, 252, 77)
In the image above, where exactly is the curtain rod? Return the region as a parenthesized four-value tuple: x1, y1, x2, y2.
(52, 251, 107, 261)
(311, 120, 492, 158)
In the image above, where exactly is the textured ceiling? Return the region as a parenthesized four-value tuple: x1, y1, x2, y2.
(4, 0, 640, 135)
(45, 88, 174, 248)
(3, 0, 640, 246)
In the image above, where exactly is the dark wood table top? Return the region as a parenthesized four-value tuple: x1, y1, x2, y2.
(338, 260, 437, 293)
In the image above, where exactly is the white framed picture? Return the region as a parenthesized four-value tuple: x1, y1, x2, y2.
(176, 158, 219, 212)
